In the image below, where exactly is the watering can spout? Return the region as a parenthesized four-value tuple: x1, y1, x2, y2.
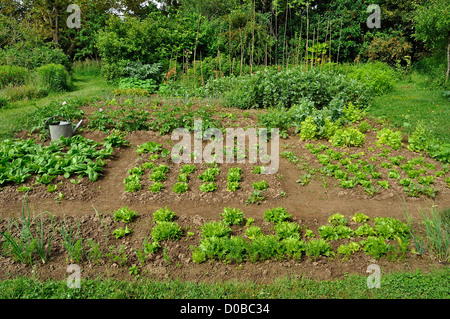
(73, 120, 83, 134)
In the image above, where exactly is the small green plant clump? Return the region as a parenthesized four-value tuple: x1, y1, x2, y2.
(113, 207, 138, 223)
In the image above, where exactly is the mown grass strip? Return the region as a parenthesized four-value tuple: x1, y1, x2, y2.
(0, 268, 448, 299)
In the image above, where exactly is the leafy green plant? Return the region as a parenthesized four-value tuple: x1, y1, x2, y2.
(388, 169, 400, 179)
(227, 181, 240, 192)
(245, 226, 264, 240)
(180, 164, 196, 174)
(318, 225, 354, 240)
(245, 190, 265, 205)
(337, 242, 360, 259)
(360, 236, 392, 259)
(173, 182, 189, 193)
(331, 127, 365, 147)
(58, 218, 83, 264)
(252, 180, 268, 191)
(220, 207, 245, 226)
(113, 207, 138, 223)
(352, 213, 370, 223)
(112, 226, 131, 239)
(123, 174, 142, 192)
(376, 128, 403, 150)
(149, 182, 164, 193)
(355, 223, 377, 237)
(198, 167, 220, 182)
(200, 221, 232, 238)
(263, 207, 291, 223)
(143, 237, 161, 254)
(373, 217, 410, 239)
(305, 239, 333, 259)
(199, 182, 218, 192)
(377, 180, 390, 189)
(328, 213, 348, 226)
(275, 222, 301, 240)
(151, 221, 182, 242)
(137, 142, 163, 155)
(153, 206, 176, 223)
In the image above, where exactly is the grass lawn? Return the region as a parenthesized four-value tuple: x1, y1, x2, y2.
(0, 268, 448, 299)
(369, 72, 450, 144)
(0, 74, 111, 140)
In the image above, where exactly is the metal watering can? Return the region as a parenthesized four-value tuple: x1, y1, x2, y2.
(44, 116, 83, 141)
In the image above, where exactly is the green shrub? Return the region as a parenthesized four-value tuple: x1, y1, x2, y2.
(1, 85, 48, 102)
(0, 65, 29, 88)
(337, 62, 397, 95)
(0, 95, 8, 108)
(35, 63, 70, 92)
(118, 78, 157, 94)
(0, 43, 71, 71)
(151, 221, 182, 242)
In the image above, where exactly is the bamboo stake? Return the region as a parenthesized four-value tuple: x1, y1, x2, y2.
(336, 16, 343, 68)
(305, 4, 309, 71)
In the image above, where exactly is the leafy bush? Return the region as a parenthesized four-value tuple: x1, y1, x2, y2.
(118, 78, 157, 94)
(281, 237, 306, 261)
(205, 67, 371, 110)
(263, 207, 291, 223)
(35, 64, 70, 92)
(153, 206, 176, 223)
(220, 207, 245, 226)
(113, 207, 138, 223)
(0, 65, 29, 88)
(0, 95, 8, 108)
(151, 221, 182, 242)
(337, 62, 397, 95)
(0, 43, 71, 71)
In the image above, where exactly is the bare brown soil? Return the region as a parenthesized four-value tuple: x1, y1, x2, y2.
(0, 103, 449, 284)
